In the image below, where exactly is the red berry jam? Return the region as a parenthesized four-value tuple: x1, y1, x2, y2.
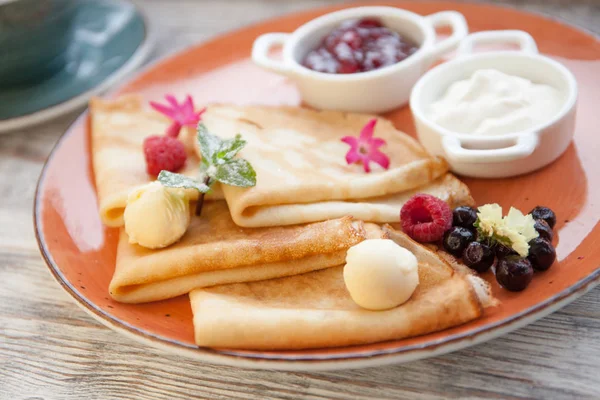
(302, 18, 419, 74)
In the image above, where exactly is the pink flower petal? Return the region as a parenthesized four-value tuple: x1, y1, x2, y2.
(183, 95, 195, 115)
(195, 107, 207, 120)
(165, 95, 179, 108)
(359, 119, 377, 141)
(370, 137, 387, 148)
(368, 148, 390, 170)
(150, 101, 177, 119)
(150, 95, 206, 135)
(341, 136, 359, 148)
(340, 118, 390, 173)
(345, 150, 362, 164)
(363, 157, 371, 173)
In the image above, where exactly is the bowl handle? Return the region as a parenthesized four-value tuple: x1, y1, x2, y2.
(441, 132, 539, 163)
(252, 33, 292, 75)
(424, 11, 468, 63)
(456, 30, 539, 57)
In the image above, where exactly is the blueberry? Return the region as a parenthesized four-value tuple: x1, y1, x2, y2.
(453, 206, 478, 229)
(463, 242, 495, 273)
(534, 219, 554, 242)
(496, 256, 534, 292)
(494, 244, 518, 259)
(442, 226, 475, 257)
(530, 206, 557, 229)
(527, 237, 556, 271)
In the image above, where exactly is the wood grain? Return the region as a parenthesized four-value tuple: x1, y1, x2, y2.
(1, 0, 599, 399)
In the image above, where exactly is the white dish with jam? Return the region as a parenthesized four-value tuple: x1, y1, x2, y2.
(410, 30, 578, 178)
(252, 6, 468, 113)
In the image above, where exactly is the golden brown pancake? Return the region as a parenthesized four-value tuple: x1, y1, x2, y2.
(110, 201, 366, 303)
(90, 95, 223, 227)
(91, 97, 471, 229)
(189, 224, 494, 349)
(199, 105, 453, 227)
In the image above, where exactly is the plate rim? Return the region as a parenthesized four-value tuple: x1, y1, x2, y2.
(33, 1, 600, 371)
(0, 0, 155, 134)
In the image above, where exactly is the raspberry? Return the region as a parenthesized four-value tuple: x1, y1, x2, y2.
(143, 135, 187, 176)
(400, 194, 452, 243)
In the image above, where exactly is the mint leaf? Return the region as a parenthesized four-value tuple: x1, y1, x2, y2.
(214, 159, 256, 187)
(215, 134, 246, 163)
(158, 171, 210, 193)
(195, 122, 256, 193)
(197, 123, 223, 167)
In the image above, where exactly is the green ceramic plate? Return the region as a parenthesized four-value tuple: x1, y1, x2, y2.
(0, 0, 152, 133)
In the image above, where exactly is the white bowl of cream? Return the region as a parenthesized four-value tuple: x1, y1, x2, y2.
(410, 30, 578, 178)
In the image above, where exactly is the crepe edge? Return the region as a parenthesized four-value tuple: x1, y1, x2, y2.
(91, 95, 145, 227)
(226, 157, 450, 228)
(189, 226, 498, 350)
(109, 216, 369, 303)
(90, 95, 217, 227)
(189, 273, 490, 350)
(109, 250, 350, 303)
(90, 94, 144, 113)
(111, 216, 366, 286)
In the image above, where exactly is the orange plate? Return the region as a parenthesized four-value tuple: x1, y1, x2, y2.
(35, 2, 600, 370)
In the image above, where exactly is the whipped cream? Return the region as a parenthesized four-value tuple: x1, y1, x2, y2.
(343, 239, 419, 311)
(429, 69, 563, 135)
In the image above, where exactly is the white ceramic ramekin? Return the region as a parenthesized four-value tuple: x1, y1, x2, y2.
(251, 6, 468, 113)
(410, 30, 578, 178)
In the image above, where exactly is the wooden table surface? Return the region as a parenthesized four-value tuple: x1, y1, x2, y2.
(1, 0, 599, 399)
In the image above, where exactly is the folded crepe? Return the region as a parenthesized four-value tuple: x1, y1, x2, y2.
(91, 97, 470, 229)
(109, 173, 472, 304)
(199, 105, 453, 227)
(189, 225, 495, 350)
(90, 95, 224, 227)
(109, 201, 366, 303)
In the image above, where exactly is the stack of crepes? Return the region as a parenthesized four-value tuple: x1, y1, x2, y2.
(90, 95, 496, 350)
